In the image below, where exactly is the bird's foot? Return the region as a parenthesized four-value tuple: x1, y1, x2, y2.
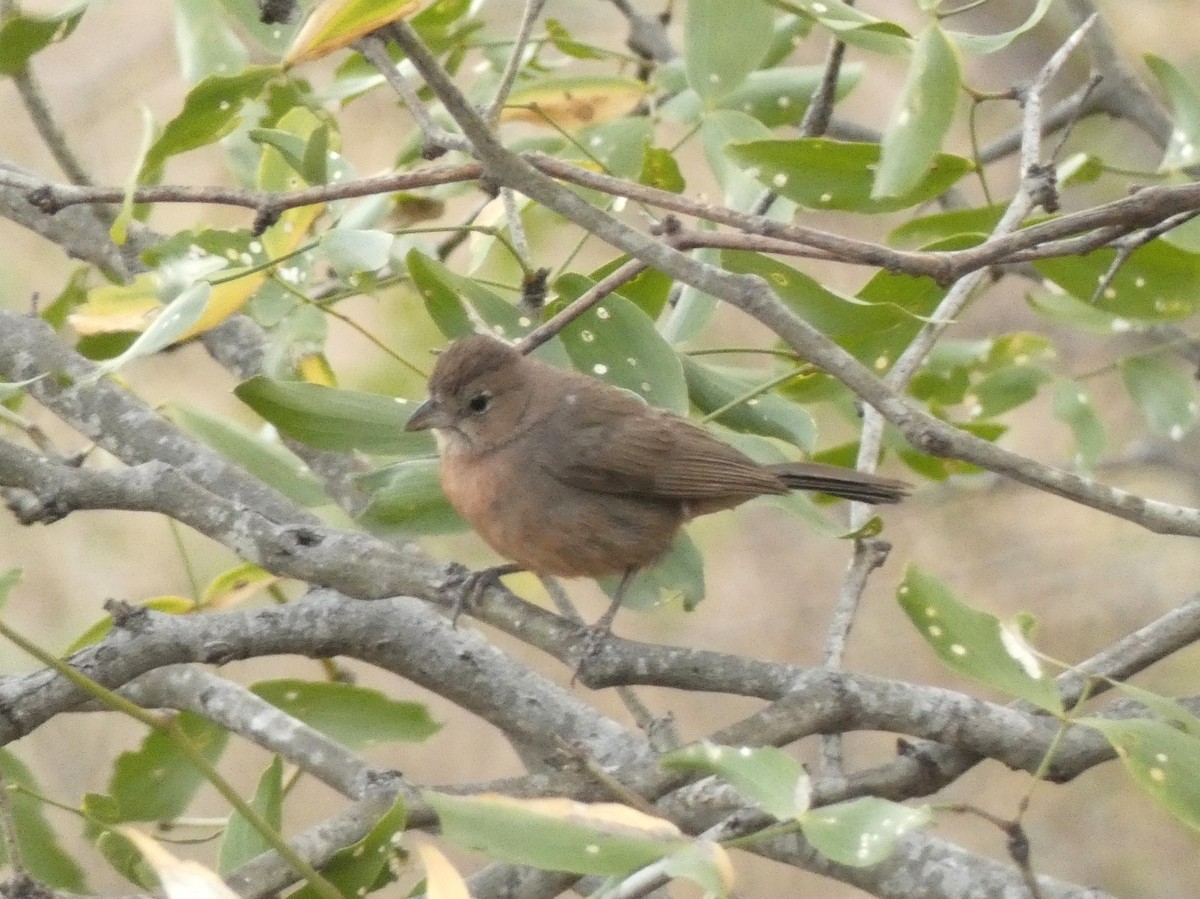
(440, 562, 523, 626)
(570, 621, 615, 685)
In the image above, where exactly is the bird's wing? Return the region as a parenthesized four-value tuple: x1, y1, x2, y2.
(542, 393, 784, 500)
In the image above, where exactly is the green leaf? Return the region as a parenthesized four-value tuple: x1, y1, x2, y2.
(681, 356, 816, 451)
(544, 18, 604, 59)
(408, 249, 474, 339)
(1082, 718, 1200, 832)
(727, 139, 972, 213)
(663, 243, 720, 342)
(108, 712, 230, 823)
(897, 566, 1064, 713)
(0, 751, 86, 889)
(87, 282, 212, 381)
(406, 251, 545, 344)
(1033, 241, 1200, 320)
(219, 756, 283, 873)
(1026, 287, 1131, 333)
(721, 64, 862, 127)
(289, 799, 406, 899)
(1119, 356, 1198, 441)
(873, 25, 961, 199)
(683, 0, 773, 103)
(428, 792, 689, 877)
(0, 569, 19, 611)
(552, 275, 689, 414)
(889, 204, 1005, 247)
(141, 67, 277, 182)
(1052, 380, 1107, 471)
(586, 257, 673, 319)
(357, 457, 466, 535)
(300, 122, 332, 185)
(251, 680, 440, 749)
(699, 110, 781, 211)
(1146, 54, 1200, 171)
(170, 403, 328, 507)
(801, 798, 931, 867)
(172, 0, 248, 83)
(0, 3, 86, 75)
(660, 841, 734, 897)
(722, 250, 940, 368)
(661, 741, 810, 820)
(234, 376, 434, 454)
(639, 145, 686, 193)
(1106, 682, 1200, 739)
(967, 363, 1050, 418)
(788, 0, 911, 54)
(945, 0, 1055, 54)
(213, 0, 301, 54)
(320, 228, 394, 277)
(601, 532, 705, 612)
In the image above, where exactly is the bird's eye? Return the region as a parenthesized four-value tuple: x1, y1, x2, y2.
(467, 392, 492, 414)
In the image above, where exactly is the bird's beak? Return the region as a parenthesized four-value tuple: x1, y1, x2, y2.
(404, 398, 451, 432)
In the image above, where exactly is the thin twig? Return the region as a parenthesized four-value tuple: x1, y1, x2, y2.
(486, 0, 549, 125)
(516, 258, 649, 353)
(355, 34, 471, 154)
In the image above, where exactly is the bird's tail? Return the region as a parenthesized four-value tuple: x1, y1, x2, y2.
(769, 462, 911, 505)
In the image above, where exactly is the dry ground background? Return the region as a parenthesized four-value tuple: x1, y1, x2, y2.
(2, 1, 1200, 896)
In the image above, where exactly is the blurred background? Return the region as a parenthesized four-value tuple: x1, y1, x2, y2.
(2, 1, 1200, 895)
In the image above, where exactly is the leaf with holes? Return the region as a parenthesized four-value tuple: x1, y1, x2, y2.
(801, 798, 931, 867)
(897, 566, 1063, 712)
(552, 274, 688, 414)
(1146, 54, 1200, 171)
(428, 792, 690, 877)
(727, 139, 972, 213)
(873, 25, 961, 199)
(662, 741, 810, 821)
(681, 356, 816, 451)
(1034, 242, 1200, 320)
(288, 799, 406, 899)
(1052, 380, 1107, 472)
(108, 712, 230, 823)
(1082, 718, 1200, 832)
(1120, 356, 1198, 441)
(683, 0, 773, 103)
(252, 680, 440, 749)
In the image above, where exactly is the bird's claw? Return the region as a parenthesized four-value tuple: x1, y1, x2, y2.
(441, 564, 494, 626)
(570, 621, 614, 685)
(440, 562, 522, 626)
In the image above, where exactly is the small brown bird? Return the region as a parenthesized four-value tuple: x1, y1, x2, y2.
(405, 334, 909, 630)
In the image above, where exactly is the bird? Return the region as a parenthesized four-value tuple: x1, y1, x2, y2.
(405, 333, 909, 633)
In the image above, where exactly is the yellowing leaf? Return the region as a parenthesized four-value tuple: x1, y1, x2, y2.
(414, 842, 470, 899)
(502, 76, 649, 130)
(298, 353, 337, 386)
(119, 828, 240, 899)
(285, 0, 423, 67)
(69, 276, 161, 335)
(200, 563, 278, 611)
